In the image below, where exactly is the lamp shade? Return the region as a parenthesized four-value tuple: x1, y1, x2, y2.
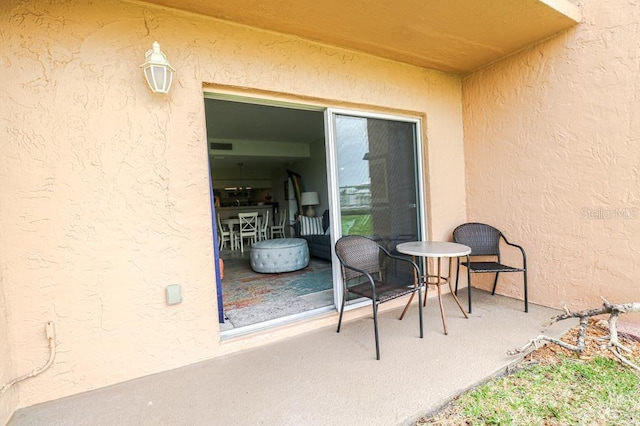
(300, 191, 319, 217)
(300, 192, 319, 206)
(141, 42, 175, 94)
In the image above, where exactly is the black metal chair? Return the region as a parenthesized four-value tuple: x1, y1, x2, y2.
(453, 223, 528, 313)
(335, 235, 423, 360)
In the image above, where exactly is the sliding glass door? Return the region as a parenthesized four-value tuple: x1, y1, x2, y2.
(326, 109, 425, 301)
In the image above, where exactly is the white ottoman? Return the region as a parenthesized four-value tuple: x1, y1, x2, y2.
(250, 238, 310, 273)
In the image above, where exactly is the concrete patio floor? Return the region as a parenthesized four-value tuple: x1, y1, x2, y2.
(9, 290, 576, 426)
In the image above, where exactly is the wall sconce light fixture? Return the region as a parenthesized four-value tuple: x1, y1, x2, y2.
(140, 41, 175, 94)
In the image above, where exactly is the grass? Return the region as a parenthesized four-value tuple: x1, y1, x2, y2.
(419, 354, 640, 425)
(341, 214, 373, 235)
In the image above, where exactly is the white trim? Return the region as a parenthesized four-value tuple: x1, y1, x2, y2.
(203, 91, 325, 112)
(414, 117, 428, 241)
(323, 108, 343, 308)
(325, 106, 423, 124)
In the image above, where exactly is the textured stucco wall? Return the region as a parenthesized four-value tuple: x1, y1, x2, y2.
(0, 271, 16, 426)
(463, 0, 640, 319)
(0, 0, 465, 409)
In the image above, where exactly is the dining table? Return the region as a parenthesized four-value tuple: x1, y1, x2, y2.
(396, 241, 471, 335)
(221, 217, 240, 228)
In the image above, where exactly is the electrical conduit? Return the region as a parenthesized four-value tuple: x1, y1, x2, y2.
(0, 321, 56, 397)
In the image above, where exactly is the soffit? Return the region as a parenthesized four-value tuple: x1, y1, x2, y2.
(136, 0, 580, 74)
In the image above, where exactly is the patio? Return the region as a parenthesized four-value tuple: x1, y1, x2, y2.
(9, 291, 575, 426)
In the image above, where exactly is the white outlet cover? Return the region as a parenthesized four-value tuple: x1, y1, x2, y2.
(166, 284, 182, 305)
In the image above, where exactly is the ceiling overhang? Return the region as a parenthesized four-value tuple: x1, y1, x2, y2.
(135, 0, 581, 74)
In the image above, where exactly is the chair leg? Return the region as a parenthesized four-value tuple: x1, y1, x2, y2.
(372, 301, 381, 360)
(523, 270, 528, 313)
(491, 272, 499, 295)
(466, 255, 472, 314)
(417, 286, 424, 339)
(337, 293, 347, 333)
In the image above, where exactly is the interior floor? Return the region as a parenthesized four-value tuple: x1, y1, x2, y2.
(218, 246, 334, 331)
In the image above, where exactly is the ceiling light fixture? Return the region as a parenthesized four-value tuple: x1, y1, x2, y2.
(226, 163, 252, 197)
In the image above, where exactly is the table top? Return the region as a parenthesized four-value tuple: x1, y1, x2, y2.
(396, 241, 471, 257)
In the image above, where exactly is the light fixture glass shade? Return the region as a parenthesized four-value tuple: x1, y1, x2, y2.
(140, 42, 175, 94)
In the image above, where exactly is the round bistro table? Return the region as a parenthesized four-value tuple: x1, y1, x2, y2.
(396, 241, 471, 335)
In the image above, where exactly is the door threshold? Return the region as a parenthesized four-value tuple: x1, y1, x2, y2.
(220, 305, 336, 339)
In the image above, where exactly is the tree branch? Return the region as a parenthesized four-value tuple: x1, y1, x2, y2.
(509, 299, 640, 373)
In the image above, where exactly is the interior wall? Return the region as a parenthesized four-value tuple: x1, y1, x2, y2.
(462, 0, 640, 320)
(293, 138, 329, 216)
(210, 161, 274, 205)
(1, 0, 466, 409)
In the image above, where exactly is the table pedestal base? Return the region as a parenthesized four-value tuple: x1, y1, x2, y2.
(400, 257, 468, 335)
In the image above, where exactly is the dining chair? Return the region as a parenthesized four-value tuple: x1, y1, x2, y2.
(270, 208, 287, 239)
(258, 210, 270, 241)
(453, 222, 528, 312)
(237, 212, 259, 253)
(216, 214, 234, 250)
(334, 235, 423, 360)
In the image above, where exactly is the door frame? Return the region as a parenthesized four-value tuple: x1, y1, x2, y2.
(204, 90, 427, 332)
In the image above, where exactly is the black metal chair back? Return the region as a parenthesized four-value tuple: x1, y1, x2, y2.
(453, 222, 501, 256)
(334, 235, 381, 282)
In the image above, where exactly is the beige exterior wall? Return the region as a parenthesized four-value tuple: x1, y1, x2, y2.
(0, 268, 17, 425)
(0, 0, 465, 414)
(462, 1, 640, 320)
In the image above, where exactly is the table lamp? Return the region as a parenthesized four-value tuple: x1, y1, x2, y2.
(300, 191, 320, 217)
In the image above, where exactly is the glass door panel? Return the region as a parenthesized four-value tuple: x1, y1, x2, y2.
(332, 112, 423, 284)
(334, 114, 421, 244)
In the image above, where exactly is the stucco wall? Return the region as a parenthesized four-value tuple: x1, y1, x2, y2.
(0, 270, 16, 426)
(1, 0, 465, 409)
(462, 0, 640, 319)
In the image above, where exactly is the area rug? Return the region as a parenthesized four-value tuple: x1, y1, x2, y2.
(221, 256, 334, 328)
